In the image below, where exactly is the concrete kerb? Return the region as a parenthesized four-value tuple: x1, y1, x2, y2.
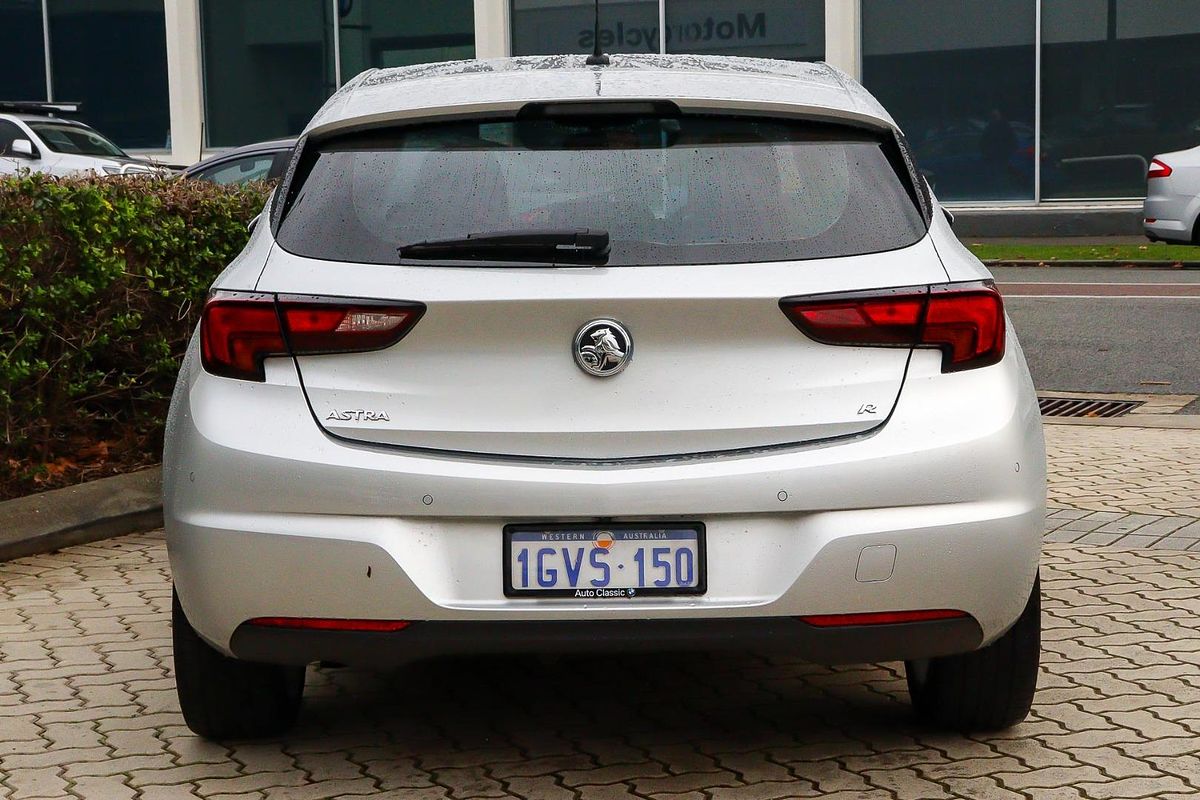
(0, 467, 162, 563)
(983, 260, 1200, 269)
(1043, 415, 1200, 430)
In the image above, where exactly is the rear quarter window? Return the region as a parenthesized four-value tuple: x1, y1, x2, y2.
(276, 114, 928, 266)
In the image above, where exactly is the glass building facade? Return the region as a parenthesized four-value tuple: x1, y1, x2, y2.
(337, 0, 475, 77)
(0, 1, 47, 102)
(200, 0, 474, 147)
(0, 0, 473, 150)
(513, 0, 660, 56)
(1, 0, 169, 149)
(863, 0, 1200, 202)
(1, 0, 1198, 204)
(863, 0, 1037, 203)
(664, 0, 823, 59)
(200, 0, 337, 147)
(513, 0, 824, 61)
(1041, 0, 1200, 199)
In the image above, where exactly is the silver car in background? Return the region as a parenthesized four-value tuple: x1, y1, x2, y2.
(164, 55, 1045, 740)
(182, 137, 295, 185)
(1144, 144, 1200, 243)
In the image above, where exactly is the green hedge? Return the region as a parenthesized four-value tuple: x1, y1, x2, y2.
(0, 172, 271, 497)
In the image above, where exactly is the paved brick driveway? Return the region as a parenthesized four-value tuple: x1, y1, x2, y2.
(1045, 426, 1200, 519)
(2, 424, 1200, 800)
(1043, 426, 1200, 551)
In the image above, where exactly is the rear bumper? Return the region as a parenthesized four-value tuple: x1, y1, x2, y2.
(1143, 193, 1198, 240)
(1143, 218, 1190, 240)
(165, 336, 1044, 661)
(229, 615, 983, 667)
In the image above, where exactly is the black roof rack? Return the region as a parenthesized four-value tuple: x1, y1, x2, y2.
(0, 101, 82, 116)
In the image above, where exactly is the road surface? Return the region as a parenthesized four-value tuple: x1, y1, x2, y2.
(993, 267, 1200, 407)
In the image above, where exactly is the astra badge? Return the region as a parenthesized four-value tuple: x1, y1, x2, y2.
(573, 319, 632, 377)
(326, 409, 390, 422)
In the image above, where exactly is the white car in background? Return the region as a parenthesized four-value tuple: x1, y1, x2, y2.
(1144, 145, 1200, 243)
(165, 54, 1046, 741)
(0, 102, 162, 178)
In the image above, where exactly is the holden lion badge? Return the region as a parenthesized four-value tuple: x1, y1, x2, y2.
(573, 319, 632, 377)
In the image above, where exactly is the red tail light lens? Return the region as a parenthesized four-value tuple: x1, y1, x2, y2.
(781, 281, 1005, 372)
(799, 609, 968, 627)
(783, 293, 925, 347)
(278, 298, 424, 355)
(1148, 158, 1173, 179)
(200, 292, 424, 381)
(248, 617, 412, 632)
(923, 284, 1006, 371)
(200, 294, 286, 381)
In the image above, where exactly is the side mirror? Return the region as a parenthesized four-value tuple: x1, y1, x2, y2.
(11, 139, 36, 159)
(942, 207, 956, 228)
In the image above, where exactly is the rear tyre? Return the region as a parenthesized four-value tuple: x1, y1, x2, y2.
(172, 589, 305, 739)
(905, 574, 1040, 731)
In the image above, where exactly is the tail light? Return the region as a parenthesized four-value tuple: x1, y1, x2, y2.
(200, 291, 424, 381)
(1148, 158, 1173, 179)
(799, 609, 968, 627)
(780, 281, 1005, 373)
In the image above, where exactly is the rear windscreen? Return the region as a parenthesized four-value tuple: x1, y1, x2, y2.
(276, 115, 928, 266)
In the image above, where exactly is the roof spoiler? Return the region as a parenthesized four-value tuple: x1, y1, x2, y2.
(0, 100, 82, 116)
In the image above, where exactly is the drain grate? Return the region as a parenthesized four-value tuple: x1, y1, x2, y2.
(1038, 396, 1143, 418)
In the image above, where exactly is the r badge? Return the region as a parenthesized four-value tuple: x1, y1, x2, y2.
(573, 319, 633, 377)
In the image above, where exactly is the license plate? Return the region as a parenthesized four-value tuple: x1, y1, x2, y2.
(504, 523, 706, 598)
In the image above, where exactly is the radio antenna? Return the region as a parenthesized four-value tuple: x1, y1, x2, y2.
(585, 0, 610, 65)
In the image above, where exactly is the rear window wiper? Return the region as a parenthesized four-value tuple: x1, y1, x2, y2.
(398, 228, 610, 263)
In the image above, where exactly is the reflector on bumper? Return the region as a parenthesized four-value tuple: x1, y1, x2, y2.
(798, 609, 968, 627)
(247, 617, 412, 632)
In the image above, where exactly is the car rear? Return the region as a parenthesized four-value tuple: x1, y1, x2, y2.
(1143, 147, 1200, 243)
(164, 56, 1044, 738)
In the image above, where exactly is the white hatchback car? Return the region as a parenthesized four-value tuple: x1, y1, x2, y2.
(165, 55, 1045, 740)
